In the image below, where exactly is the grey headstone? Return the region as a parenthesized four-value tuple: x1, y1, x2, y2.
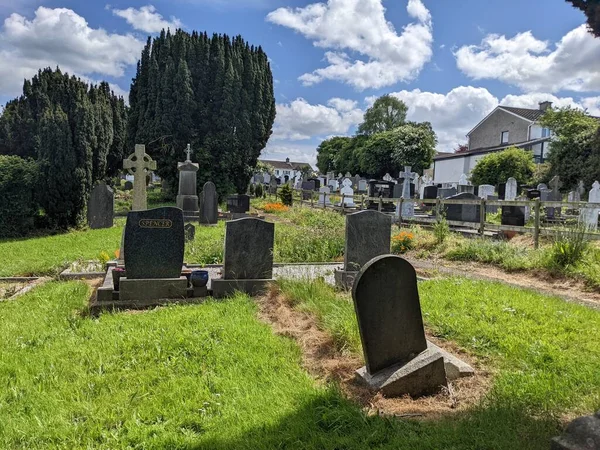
(301, 181, 315, 200)
(227, 194, 250, 214)
(537, 183, 548, 191)
(344, 210, 391, 272)
(223, 218, 274, 280)
(352, 255, 428, 374)
(438, 187, 457, 199)
(184, 223, 195, 242)
(176, 160, 200, 217)
(318, 186, 332, 206)
(457, 185, 475, 194)
(87, 182, 114, 229)
(358, 179, 368, 193)
(478, 184, 495, 199)
(580, 181, 600, 231)
(551, 410, 600, 450)
(505, 177, 518, 201)
(124, 207, 184, 279)
(445, 193, 480, 223)
(199, 182, 218, 225)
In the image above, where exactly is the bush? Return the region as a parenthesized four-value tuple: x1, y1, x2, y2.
(433, 215, 450, 245)
(248, 184, 255, 196)
(0, 156, 39, 238)
(543, 225, 589, 271)
(391, 231, 414, 254)
(279, 183, 293, 206)
(470, 147, 535, 186)
(255, 183, 263, 198)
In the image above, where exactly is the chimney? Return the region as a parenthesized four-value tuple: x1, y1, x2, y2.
(539, 101, 553, 111)
(285, 157, 290, 163)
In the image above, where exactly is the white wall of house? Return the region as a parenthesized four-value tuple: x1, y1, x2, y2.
(434, 157, 467, 184)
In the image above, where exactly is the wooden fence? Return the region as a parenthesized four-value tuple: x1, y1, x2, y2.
(277, 188, 600, 248)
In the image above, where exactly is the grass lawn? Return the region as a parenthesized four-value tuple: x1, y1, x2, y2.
(0, 279, 576, 449)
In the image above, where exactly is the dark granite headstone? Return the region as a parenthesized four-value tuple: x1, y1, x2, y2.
(526, 189, 541, 200)
(497, 183, 506, 200)
(393, 183, 402, 199)
(438, 187, 457, 199)
(227, 194, 250, 214)
(308, 178, 321, 190)
(199, 181, 218, 225)
(301, 181, 315, 200)
(352, 255, 427, 373)
(87, 182, 114, 229)
(124, 180, 133, 191)
(423, 185, 438, 200)
(344, 210, 391, 272)
(184, 223, 195, 242)
(501, 206, 525, 226)
(124, 207, 184, 279)
(223, 218, 274, 279)
(445, 193, 480, 223)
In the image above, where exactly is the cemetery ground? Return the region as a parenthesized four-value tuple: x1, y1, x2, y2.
(0, 202, 599, 447)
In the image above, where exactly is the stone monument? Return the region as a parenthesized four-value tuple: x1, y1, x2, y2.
(87, 182, 114, 229)
(339, 178, 356, 207)
(580, 181, 600, 231)
(505, 177, 518, 201)
(176, 144, 200, 221)
(199, 181, 218, 225)
(318, 186, 332, 206)
(123, 144, 157, 211)
(398, 166, 416, 218)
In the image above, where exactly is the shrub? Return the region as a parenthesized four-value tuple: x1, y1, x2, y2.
(0, 155, 39, 238)
(433, 215, 450, 245)
(279, 183, 293, 206)
(470, 147, 535, 186)
(391, 231, 414, 254)
(255, 183, 263, 198)
(543, 225, 589, 271)
(248, 184, 255, 196)
(263, 202, 289, 214)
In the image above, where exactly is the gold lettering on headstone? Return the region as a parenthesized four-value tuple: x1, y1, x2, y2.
(139, 219, 173, 229)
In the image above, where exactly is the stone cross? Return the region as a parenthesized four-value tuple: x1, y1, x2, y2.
(550, 175, 562, 196)
(184, 143, 192, 162)
(123, 144, 157, 211)
(399, 166, 416, 217)
(458, 173, 469, 185)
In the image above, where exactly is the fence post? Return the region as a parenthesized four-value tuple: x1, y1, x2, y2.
(479, 198, 486, 236)
(435, 197, 441, 217)
(534, 198, 541, 249)
(378, 197, 383, 212)
(361, 194, 365, 211)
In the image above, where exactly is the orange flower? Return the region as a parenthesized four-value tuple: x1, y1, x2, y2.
(263, 202, 289, 213)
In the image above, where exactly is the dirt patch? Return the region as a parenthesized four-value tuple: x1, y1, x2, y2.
(258, 286, 491, 420)
(408, 257, 600, 309)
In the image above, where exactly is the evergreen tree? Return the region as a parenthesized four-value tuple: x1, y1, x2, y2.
(128, 30, 276, 199)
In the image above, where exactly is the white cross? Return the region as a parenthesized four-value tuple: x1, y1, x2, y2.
(123, 144, 157, 211)
(185, 143, 192, 161)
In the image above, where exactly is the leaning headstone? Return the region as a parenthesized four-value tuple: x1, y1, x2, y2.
(334, 210, 391, 290)
(212, 218, 275, 298)
(438, 187, 457, 199)
(353, 255, 448, 397)
(580, 181, 600, 231)
(445, 193, 480, 223)
(551, 410, 600, 450)
(318, 186, 332, 206)
(199, 181, 218, 225)
(176, 144, 200, 220)
(123, 144, 157, 211)
(339, 178, 356, 207)
(87, 182, 114, 229)
(505, 177, 518, 201)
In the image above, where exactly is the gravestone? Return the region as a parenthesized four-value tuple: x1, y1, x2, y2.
(578, 180, 585, 197)
(358, 179, 368, 193)
(567, 190, 581, 203)
(123, 144, 157, 211)
(199, 181, 218, 225)
(301, 180, 315, 200)
(497, 183, 506, 200)
(212, 218, 275, 298)
(458, 173, 468, 186)
(318, 186, 332, 206)
(398, 166, 416, 218)
(457, 174, 474, 194)
(551, 410, 600, 450)
(353, 255, 447, 397)
(383, 173, 394, 182)
(124, 207, 184, 280)
(478, 184, 495, 200)
(445, 193, 480, 223)
(438, 187, 457, 199)
(334, 210, 391, 290)
(339, 178, 355, 207)
(87, 182, 114, 229)
(423, 185, 438, 200)
(526, 189, 541, 199)
(227, 194, 250, 214)
(501, 205, 525, 226)
(486, 195, 499, 214)
(537, 183, 548, 191)
(124, 180, 133, 191)
(184, 223, 195, 242)
(505, 177, 518, 201)
(580, 181, 600, 231)
(549, 175, 563, 217)
(176, 144, 200, 220)
(269, 178, 278, 195)
(328, 179, 339, 192)
(352, 174, 361, 190)
(345, 172, 352, 178)
(308, 178, 321, 190)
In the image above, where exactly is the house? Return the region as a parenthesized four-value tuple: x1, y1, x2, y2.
(258, 157, 314, 183)
(433, 101, 554, 184)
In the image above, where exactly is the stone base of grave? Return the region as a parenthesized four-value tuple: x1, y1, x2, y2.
(334, 269, 358, 290)
(551, 411, 600, 450)
(356, 347, 448, 397)
(427, 341, 474, 381)
(119, 277, 188, 301)
(211, 278, 274, 299)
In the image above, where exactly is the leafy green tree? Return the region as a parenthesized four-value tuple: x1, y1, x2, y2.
(129, 30, 276, 199)
(566, 0, 600, 37)
(0, 155, 39, 237)
(469, 147, 535, 186)
(540, 107, 600, 190)
(357, 95, 407, 135)
(390, 122, 436, 174)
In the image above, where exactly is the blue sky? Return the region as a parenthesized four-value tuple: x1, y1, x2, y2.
(1, 0, 599, 165)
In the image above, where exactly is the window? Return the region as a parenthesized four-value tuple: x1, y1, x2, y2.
(275, 170, 280, 175)
(541, 128, 550, 138)
(501, 131, 509, 144)
(283, 170, 290, 175)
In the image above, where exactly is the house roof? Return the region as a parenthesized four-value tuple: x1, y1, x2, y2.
(500, 106, 546, 122)
(259, 159, 313, 171)
(433, 137, 551, 161)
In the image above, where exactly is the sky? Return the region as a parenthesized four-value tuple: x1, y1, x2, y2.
(0, 0, 599, 166)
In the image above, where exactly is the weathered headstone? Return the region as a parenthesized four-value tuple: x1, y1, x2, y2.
(301, 180, 315, 200)
(123, 144, 157, 211)
(537, 183, 548, 191)
(580, 181, 600, 231)
(551, 410, 600, 450)
(334, 210, 391, 289)
(318, 186, 332, 206)
(358, 179, 368, 193)
(176, 144, 200, 220)
(478, 184, 495, 200)
(445, 193, 480, 223)
(184, 223, 196, 242)
(124, 207, 184, 279)
(212, 218, 275, 298)
(339, 178, 355, 207)
(505, 177, 518, 201)
(87, 182, 114, 229)
(577, 180, 585, 197)
(353, 255, 447, 397)
(269, 178, 278, 195)
(352, 174, 361, 190)
(199, 181, 218, 225)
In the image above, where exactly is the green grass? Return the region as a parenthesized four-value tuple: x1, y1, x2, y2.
(444, 238, 537, 272)
(0, 280, 563, 449)
(278, 277, 600, 425)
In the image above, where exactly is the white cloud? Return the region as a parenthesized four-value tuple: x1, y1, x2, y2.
(112, 5, 183, 33)
(266, 0, 433, 90)
(499, 93, 579, 110)
(455, 25, 600, 93)
(580, 97, 600, 116)
(273, 97, 363, 140)
(0, 7, 143, 96)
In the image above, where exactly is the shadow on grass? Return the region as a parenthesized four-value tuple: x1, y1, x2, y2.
(191, 390, 559, 450)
